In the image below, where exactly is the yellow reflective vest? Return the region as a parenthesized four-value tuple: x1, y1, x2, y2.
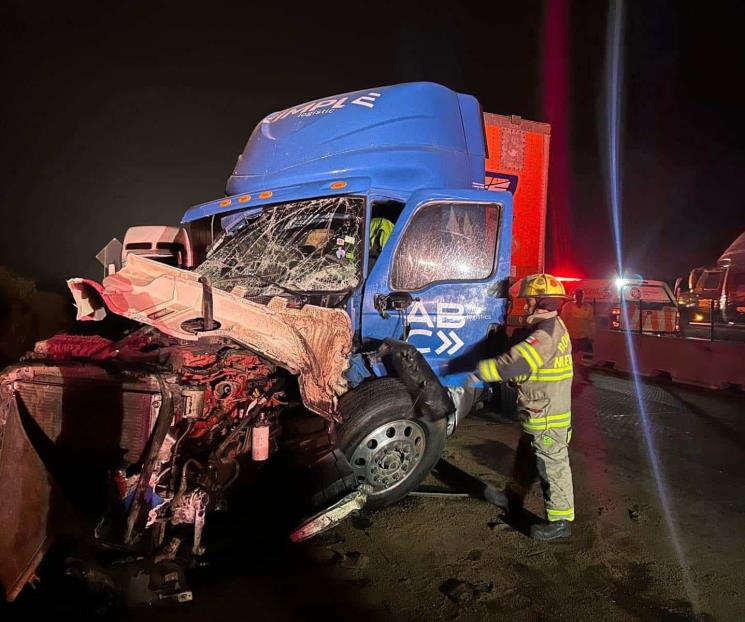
(478, 312, 573, 431)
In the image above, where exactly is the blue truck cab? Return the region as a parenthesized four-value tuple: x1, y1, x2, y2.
(182, 83, 513, 399)
(175, 84, 517, 509)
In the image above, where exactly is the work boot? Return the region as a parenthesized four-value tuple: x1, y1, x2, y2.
(529, 520, 572, 541)
(482, 485, 509, 509)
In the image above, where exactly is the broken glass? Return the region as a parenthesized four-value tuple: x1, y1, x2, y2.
(197, 196, 364, 297)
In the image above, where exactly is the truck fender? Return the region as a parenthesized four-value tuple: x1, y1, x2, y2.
(377, 338, 454, 421)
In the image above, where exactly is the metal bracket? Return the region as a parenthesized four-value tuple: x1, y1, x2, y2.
(290, 485, 371, 543)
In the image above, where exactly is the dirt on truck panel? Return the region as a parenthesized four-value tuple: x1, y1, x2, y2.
(2, 371, 741, 621)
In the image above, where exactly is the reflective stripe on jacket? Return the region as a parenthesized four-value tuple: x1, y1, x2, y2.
(478, 312, 573, 431)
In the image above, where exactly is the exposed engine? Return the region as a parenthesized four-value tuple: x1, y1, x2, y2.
(0, 326, 285, 604)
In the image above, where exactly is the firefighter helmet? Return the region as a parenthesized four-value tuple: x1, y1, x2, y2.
(517, 273, 568, 299)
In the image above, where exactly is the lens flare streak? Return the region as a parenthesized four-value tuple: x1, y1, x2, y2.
(603, 0, 699, 610)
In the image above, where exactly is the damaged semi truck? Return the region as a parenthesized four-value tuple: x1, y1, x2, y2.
(0, 82, 550, 604)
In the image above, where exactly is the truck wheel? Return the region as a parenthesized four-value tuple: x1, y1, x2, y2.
(337, 378, 447, 509)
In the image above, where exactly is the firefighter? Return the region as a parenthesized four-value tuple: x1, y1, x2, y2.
(561, 287, 595, 354)
(368, 216, 394, 270)
(370, 217, 394, 254)
(478, 274, 575, 541)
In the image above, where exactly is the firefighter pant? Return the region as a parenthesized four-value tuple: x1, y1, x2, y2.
(506, 418, 575, 522)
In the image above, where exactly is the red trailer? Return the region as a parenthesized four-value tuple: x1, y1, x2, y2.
(482, 113, 550, 280)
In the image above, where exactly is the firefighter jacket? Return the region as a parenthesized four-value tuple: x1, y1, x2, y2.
(478, 311, 573, 434)
(560, 301, 595, 340)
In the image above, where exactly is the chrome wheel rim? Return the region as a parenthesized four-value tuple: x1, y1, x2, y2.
(349, 420, 427, 495)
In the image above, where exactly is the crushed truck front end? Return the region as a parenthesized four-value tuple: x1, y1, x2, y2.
(0, 82, 537, 604)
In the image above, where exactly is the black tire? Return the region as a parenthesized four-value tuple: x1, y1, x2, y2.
(337, 377, 447, 509)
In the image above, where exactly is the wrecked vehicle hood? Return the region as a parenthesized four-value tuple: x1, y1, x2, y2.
(68, 254, 353, 418)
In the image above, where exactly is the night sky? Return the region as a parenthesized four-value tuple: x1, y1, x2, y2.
(0, 0, 743, 289)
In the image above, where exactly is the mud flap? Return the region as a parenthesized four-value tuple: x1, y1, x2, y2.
(379, 339, 455, 421)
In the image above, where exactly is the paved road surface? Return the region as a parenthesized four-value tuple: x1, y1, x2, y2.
(4, 371, 744, 620)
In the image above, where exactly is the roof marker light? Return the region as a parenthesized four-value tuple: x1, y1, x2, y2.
(238, 195, 252, 203)
(259, 191, 273, 199)
(219, 199, 232, 208)
(330, 181, 348, 190)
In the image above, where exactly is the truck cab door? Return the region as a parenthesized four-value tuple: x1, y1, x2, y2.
(723, 266, 745, 326)
(361, 189, 513, 387)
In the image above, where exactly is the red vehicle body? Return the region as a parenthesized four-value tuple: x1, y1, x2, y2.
(483, 113, 550, 280)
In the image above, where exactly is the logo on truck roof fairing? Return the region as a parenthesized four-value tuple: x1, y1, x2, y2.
(262, 92, 383, 124)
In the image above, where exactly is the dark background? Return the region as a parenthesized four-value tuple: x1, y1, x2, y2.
(0, 0, 743, 288)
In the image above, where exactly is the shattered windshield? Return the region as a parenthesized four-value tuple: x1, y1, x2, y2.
(197, 196, 364, 296)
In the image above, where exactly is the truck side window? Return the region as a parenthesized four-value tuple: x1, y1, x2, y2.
(391, 202, 499, 291)
(696, 270, 724, 292)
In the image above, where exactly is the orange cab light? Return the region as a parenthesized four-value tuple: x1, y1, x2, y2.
(259, 191, 273, 199)
(238, 195, 252, 203)
(330, 181, 348, 190)
(219, 199, 232, 208)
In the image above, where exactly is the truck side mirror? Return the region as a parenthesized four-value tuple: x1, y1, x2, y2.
(374, 291, 415, 318)
(689, 268, 703, 291)
(96, 238, 123, 277)
(487, 279, 507, 298)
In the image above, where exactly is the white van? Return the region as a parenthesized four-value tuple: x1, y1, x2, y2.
(564, 278, 678, 334)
